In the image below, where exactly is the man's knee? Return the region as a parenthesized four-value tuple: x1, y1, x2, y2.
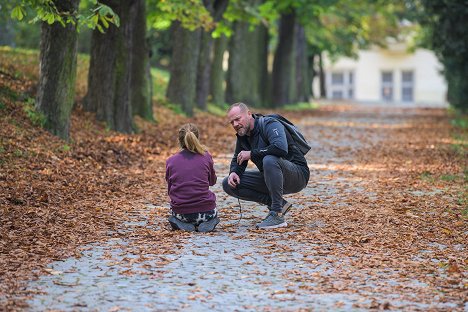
(263, 155, 280, 170)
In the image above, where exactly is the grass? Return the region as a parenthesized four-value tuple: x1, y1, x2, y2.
(151, 67, 170, 102)
(207, 103, 229, 117)
(283, 102, 319, 111)
(23, 97, 46, 127)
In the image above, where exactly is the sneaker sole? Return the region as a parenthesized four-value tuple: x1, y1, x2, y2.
(256, 222, 288, 229)
(198, 217, 220, 232)
(168, 216, 196, 232)
(282, 202, 292, 216)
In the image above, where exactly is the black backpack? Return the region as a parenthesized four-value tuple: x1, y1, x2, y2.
(256, 113, 311, 155)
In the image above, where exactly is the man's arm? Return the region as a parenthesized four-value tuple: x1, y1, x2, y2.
(251, 119, 288, 163)
(230, 137, 248, 176)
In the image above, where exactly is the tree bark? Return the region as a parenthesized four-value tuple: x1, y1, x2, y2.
(226, 21, 268, 107)
(319, 52, 326, 98)
(210, 34, 228, 106)
(36, 0, 79, 140)
(166, 22, 201, 116)
(130, 0, 153, 121)
(272, 12, 296, 107)
(195, 30, 213, 110)
(195, 0, 229, 110)
(84, 0, 134, 133)
(294, 23, 310, 103)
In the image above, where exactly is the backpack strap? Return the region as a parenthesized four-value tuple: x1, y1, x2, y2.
(257, 116, 268, 144)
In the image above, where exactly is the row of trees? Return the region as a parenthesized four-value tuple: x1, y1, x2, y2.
(416, 0, 468, 113)
(5, 0, 467, 140)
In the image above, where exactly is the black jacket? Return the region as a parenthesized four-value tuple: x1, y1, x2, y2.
(229, 115, 309, 180)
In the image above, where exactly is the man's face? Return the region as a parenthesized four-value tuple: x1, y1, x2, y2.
(227, 106, 251, 136)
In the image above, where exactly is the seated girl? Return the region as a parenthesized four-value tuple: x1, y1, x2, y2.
(165, 123, 219, 232)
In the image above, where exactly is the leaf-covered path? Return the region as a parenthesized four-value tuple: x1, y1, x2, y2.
(20, 103, 466, 311)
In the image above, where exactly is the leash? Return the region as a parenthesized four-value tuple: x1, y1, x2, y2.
(236, 198, 243, 225)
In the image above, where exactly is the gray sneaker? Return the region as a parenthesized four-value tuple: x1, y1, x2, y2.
(256, 211, 287, 229)
(281, 200, 292, 216)
(168, 216, 196, 232)
(198, 217, 220, 232)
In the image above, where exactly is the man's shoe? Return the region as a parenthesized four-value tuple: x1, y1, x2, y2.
(168, 216, 196, 232)
(256, 211, 287, 229)
(281, 200, 292, 216)
(198, 217, 220, 232)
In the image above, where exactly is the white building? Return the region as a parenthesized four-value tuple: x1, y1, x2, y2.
(315, 44, 448, 107)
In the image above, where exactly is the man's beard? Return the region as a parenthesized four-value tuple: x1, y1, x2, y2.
(236, 123, 250, 136)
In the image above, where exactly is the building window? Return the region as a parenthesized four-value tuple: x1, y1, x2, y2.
(381, 71, 393, 101)
(329, 71, 354, 100)
(401, 70, 414, 102)
(332, 73, 344, 85)
(332, 91, 343, 99)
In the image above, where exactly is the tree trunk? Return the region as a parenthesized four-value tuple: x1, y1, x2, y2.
(294, 24, 310, 103)
(130, 0, 153, 122)
(36, 0, 79, 140)
(195, 30, 213, 110)
(226, 21, 268, 107)
(166, 22, 201, 116)
(319, 52, 326, 98)
(85, 0, 134, 133)
(272, 12, 296, 107)
(308, 53, 316, 98)
(210, 34, 228, 106)
(258, 25, 270, 106)
(195, 0, 229, 110)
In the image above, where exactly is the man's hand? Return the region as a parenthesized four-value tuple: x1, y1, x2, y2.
(228, 172, 240, 188)
(236, 150, 251, 165)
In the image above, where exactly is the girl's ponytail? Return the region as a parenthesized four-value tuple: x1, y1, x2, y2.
(178, 123, 206, 155)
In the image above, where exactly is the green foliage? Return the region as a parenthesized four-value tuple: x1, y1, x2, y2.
(146, 0, 214, 31)
(61, 144, 71, 152)
(450, 113, 468, 158)
(451, 115, 468, 130)
(23, 97, 46, 127)
(417, 1, 468, 112)
(8, 0, 119, 33)
(0, 102, 5, 110)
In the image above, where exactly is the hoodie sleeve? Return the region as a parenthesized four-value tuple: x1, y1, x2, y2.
(251, 119, 288, 163)
(229, 137, 248, 176)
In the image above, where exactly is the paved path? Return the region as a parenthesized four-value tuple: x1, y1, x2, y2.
(26, 104, 464, 311)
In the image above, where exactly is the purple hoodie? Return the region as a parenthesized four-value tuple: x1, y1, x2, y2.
(165, 149, 217, 214)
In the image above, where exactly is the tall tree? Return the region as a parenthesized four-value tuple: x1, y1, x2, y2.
(85, 0, 143, 133)
(294, 23, 310, 103)
(195, 0, 229, 110)
(36, 0, 79, 140)
(210, 34, 229, 106)
(226, 20, 268, 106)
(150, 0, 214, 115)
(166, 22, 202, 116)
(418, 0, 468, 112)
(130, 0, 154, 121)
(9, 0, 119, 139)
(271, 11, 296, 107)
